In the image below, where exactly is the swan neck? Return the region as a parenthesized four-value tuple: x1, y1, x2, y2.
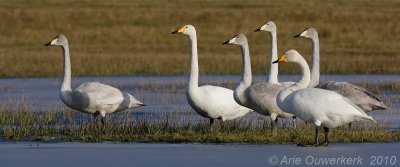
(297, 56, 311, 89)
(61, 43, 72, 92)
(188, 34, 199, 88)
(268, 31, 279, 84)
(278, 56, 310, 103)
(309, 36, 320, 87)
(235, 44, 252, 95)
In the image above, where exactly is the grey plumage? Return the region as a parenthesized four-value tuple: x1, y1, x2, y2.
(317, 81, 387, 112)
(45, 34, 145, 123)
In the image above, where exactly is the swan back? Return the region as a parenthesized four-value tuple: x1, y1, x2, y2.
(187, 85, 251, 121)
(72, 82, 144, 113)
(318, 81, 388, 111)
(282, 88, 375, 128)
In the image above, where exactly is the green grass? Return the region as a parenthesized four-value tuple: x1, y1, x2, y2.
(0, 0, 399, 77)
(0, 109, 398, 143)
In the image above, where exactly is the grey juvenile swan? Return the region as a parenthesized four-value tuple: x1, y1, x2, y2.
(254, 21, 293, 85)
(253, 21, 297, 128)
(223, 34, 295, 131)
(171, 25, 252, 127)
(294, 28, 387, 128)
(45, 34, 145, 124)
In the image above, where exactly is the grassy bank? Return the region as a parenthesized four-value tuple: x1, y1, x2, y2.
(0, 110, 398, 143)
(0, 0, 399, 77)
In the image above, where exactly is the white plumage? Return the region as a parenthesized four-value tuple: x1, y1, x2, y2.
(274, 49, 375, 146)
(172, 25, 251, 125)
(294, 27, 387, 113)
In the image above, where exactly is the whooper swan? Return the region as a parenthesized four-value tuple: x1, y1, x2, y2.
(45, 34, 145, 124)
(223, 34, 295, 131)
(295, 28, 387, 128)
(273, 49, 376, 146)
(171, 25, 252, 126)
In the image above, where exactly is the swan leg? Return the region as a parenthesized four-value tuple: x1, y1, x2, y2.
(101, 117, 105, 125)
(292, 116, 297, 129)
(218, 117, 224, 126)
(314, 126, 321, 146)
(270, 114, 278, 132)
(93, 112, 103, 125)
(93, 112, 100, 121)
(297, 126, 320, 147)
(100, 111, 106, 125)
(210, 118, 215, 127)
(270, 118, 278, 132)
(323, 127, 330, 146)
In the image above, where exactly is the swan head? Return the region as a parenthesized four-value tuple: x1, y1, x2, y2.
(272, 49, 302, 64)
(254, 21, 276, 32)
(222, 34, 248, 46)
(171, 25, 196, 36)
(294, 27, 318, 39)
(45, 34, 68, 46)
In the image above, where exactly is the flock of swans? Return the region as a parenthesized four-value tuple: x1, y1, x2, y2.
(44, 21, 387, 146)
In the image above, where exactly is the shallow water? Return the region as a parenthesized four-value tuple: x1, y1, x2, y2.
(0, 142, 398, 167)
(0, 74, 399, 128)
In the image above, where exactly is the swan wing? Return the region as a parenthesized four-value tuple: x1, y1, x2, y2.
(318, 81, 387, 111)
(246, 83, 283, 107)
(286, 88, 375, 127)
(75, 82, 124, 107)
(191, 85, 251, 120)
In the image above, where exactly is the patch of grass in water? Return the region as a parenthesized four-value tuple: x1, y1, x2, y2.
(0, 110, 398, 144)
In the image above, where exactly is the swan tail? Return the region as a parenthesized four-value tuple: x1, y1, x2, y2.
(359, 115, 377, 123)
(373, 101, 388, 110)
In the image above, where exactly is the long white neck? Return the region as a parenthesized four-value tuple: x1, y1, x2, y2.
(234, 43, 252, 104)
(60, 43, 72, 92)
(309, 36, 320, 88)
(187, 33, 199, 89)
(268, 30, 279, 84)
(277, 57, 310, 103)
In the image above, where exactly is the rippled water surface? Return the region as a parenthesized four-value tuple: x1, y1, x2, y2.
(0, 74, 399, 128)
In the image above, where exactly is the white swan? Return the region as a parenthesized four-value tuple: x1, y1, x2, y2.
(223, 34, 294, 130)
(294, 27, 387, 127)
(273, 50, 376, 146)
(171, 25, 252, 126)
(45, 34, 145, 124)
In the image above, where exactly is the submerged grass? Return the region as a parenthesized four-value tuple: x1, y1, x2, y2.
(0, 110, 398, 143)
(0, 0, 399, 77)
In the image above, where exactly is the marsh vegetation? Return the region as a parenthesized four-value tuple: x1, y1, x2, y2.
(0, 109, 399, 143)
(0, 0, 399, 77)
(0, 0, 399, 143)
